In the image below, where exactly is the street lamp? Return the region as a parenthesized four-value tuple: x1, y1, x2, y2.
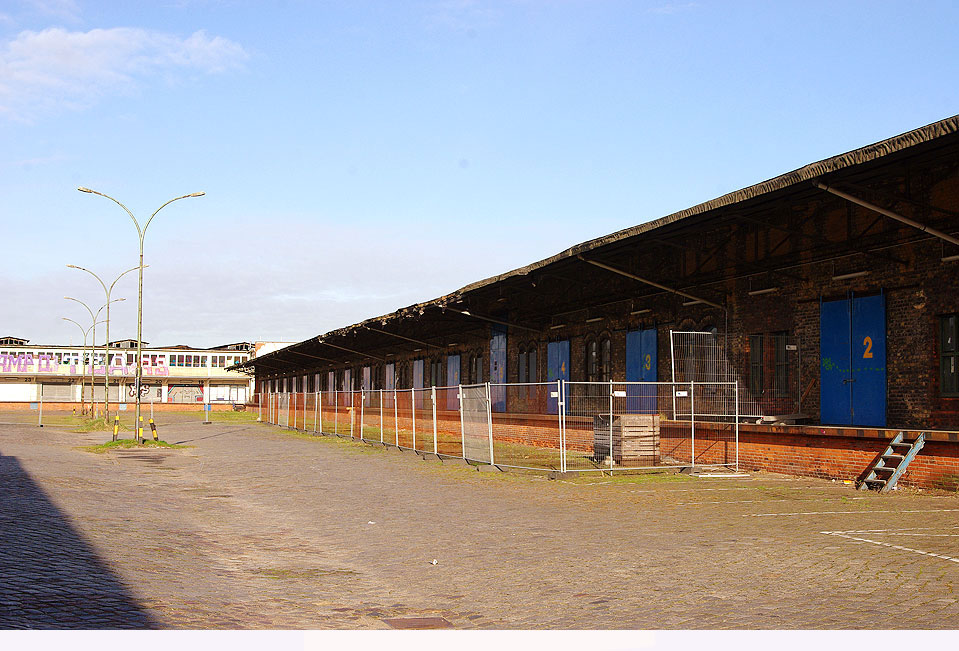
(62, 317, 106, 416)
(67, 264, 144, 421)
(78, 187, 204, 442)
(65, 296, 125, 418)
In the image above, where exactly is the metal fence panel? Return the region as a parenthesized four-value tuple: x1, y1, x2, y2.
(489, 382, 563, 471)
(433, 386, 462, 457)
(461, 383, 492, 464)
(394, 388, 415, 449)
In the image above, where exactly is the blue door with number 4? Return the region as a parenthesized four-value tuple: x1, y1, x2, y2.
(820, 293, 886, 426)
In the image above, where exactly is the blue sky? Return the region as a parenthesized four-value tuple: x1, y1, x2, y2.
(2, 0, 958, 347)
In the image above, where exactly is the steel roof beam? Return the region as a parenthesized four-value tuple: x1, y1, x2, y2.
(577, 255, 725, 311)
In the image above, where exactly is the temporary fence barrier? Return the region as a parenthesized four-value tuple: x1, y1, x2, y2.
(261, 382, 740, 473)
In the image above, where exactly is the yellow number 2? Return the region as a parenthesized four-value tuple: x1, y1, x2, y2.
(863, 336, 873, 359)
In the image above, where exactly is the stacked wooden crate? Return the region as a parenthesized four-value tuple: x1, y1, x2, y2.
(593, 414, 661, 465)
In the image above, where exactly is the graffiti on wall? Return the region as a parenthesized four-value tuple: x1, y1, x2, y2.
(0, 353, 169, 377)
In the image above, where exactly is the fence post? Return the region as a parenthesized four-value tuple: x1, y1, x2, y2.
(432, 386, 438, 455)
(735, 381, 740, 472)
(690, 381, 696, 471)
(286, 391, 291, 428)
(394, 389, 399, 446)
(38, 389, 43, 427)
(350, 391, 355, 439)
(258, 392, 262, 422)
(360, 390, 365, 441)
(313, 390, 318, 433)
(608, 379, 614, 472)
(333, 390, 338, 436)
(380, 389, 384, 443)
(486, 382, 494, 466)
(558, 380, 565, 473)
(411, 388, 416, 450)
(458, 384, 466, 460)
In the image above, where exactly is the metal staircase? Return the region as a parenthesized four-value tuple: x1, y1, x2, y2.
(858, 432, 925, 493)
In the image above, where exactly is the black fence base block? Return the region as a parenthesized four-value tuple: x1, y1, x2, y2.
(475, 464, 504, 473)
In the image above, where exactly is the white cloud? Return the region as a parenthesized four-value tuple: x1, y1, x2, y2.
(0, 26, 248, 121)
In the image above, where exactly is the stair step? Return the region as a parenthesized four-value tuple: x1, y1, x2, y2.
(882, 453, 904, 460)
(890, 442, 913, 449)
(865, 477, 887, 484)
(874, 466, 896, 473)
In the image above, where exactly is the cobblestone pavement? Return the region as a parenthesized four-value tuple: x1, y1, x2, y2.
(1, 420, 958, 629)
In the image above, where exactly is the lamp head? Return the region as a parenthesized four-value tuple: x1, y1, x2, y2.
(77, 187, 93, 193)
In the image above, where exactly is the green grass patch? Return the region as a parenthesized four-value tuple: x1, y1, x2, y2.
(206, 409, 260, 423)
(80, 439, 188, 453)
(556, 470, 694, 485)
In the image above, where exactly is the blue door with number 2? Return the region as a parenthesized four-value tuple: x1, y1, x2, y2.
(820, 294, 886, 426)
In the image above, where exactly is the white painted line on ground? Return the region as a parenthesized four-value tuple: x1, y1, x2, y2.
(745, 509, 959, 517)
(820, 531, 959, 564)
(674, 497, 867, 506)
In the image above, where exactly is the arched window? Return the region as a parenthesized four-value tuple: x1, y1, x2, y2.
(469, 353, 483, 384)
(586, 340, 599, 382)
(600, 337, 611, 382)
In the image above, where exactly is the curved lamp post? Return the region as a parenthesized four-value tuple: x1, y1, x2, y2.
(67, 264, 143, 421)
(78, 187, 204, 442)
(65, 296, 125, 418)
(62, 317, 106, 416)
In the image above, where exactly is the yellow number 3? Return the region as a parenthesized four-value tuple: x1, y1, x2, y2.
(863, 336, 873, 359)
(644, 354, 651, 370)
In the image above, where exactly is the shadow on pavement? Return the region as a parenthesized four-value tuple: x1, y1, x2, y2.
(0, 453, 158, 629)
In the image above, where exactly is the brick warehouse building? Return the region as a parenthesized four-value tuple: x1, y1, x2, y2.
(238, 115, 959, 489)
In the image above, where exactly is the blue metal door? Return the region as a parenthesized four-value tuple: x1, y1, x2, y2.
(490, 324, 507, 412)
(820, 299, 851, 425)
(820, 294, 886, 427)
(546, 340, 570, 414)
(446, 354, 461, 410)
(851, 294, 886, 427)
(626, 328, 657, 413)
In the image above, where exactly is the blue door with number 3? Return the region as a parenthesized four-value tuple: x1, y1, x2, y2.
(626, 328, 657, 413)
(820, 294, 886, 426)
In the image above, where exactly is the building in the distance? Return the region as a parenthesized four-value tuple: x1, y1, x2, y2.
(0, 341, 255, 406)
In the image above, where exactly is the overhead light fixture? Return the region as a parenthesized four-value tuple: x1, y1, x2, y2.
(747, 287, 780, 296)
(942, 254, 959, 262)
(586, 317, 603, 323)
(412, 348, 423, 352)
(630, 308, 651, 315)
(447, 343, 458, 347)
(549, 324, 565, 330)
(831, 271, 869, 281)
(682, 300, 703, 306)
